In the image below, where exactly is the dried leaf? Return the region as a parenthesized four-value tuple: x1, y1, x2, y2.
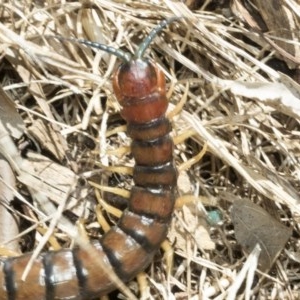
(27, 119, 66, 161)
(0, 90, 23, 172)
(228, 73, 300, 120)
(0, 156, 20, 253)
(232, 0, 300, 66)
(18, 152, 89, 217)
(0, 86, 25, 139)
(231, 199, 292, 272)
(253, 0, 300, 58)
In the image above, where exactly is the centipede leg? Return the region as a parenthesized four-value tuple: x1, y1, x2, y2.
(36, 226, 61, 251)
(161, 239, 174, 279)
(76, 218, 90, 243)
(137, 272, 152, 300)
(167, 82, 189, 119)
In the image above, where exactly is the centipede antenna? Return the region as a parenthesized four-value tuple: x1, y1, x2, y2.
(135, 17, 180, 59)
(50, 36, 132, 63)
(76, 39, 132, 62)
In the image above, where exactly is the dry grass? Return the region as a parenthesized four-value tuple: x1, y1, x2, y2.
(1, 0, 300, 299)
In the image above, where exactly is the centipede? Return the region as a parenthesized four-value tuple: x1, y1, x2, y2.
(0, 18, 178, 299)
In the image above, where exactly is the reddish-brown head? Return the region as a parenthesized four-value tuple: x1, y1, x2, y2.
(113, 59, 166, 104)
(112, 59, 167, 123)
(70, 18, 178, 123)
(113, 59, 159, 101)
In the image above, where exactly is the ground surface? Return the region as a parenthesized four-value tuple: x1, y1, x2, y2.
(0, 1, 300, 299)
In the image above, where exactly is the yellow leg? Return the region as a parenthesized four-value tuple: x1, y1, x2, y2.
(92, 163, 133, 176)
(137, 272, 151, 300)
(167, 83, 189, 119)
(76, 219, 90, 243)
(161, 239, 174, 279)
(178, 142, 207, 172)
(173, 128, 197, 146)
(106, 146, 130, 157)
(37, 226, 61, 250)
(106, 125, 127, 138)
(90, 180, 130, 199)
(0, 247, 19, 257)
(95, 204, 111, 233)
(94, 188, 123, 219)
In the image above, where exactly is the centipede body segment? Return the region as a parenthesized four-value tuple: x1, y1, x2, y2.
(0, 19, 178, 299)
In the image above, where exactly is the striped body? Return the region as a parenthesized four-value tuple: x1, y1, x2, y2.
(0, 57, 177, 299)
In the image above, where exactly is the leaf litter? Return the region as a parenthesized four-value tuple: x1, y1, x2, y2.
(231, 198, 292, 272)
(0, 0, 300, 299)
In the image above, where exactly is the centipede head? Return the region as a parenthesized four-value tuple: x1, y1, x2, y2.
(56, 18, 179, 122)
(112, 58, 165, 104)
(111, 18, 178, 104)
